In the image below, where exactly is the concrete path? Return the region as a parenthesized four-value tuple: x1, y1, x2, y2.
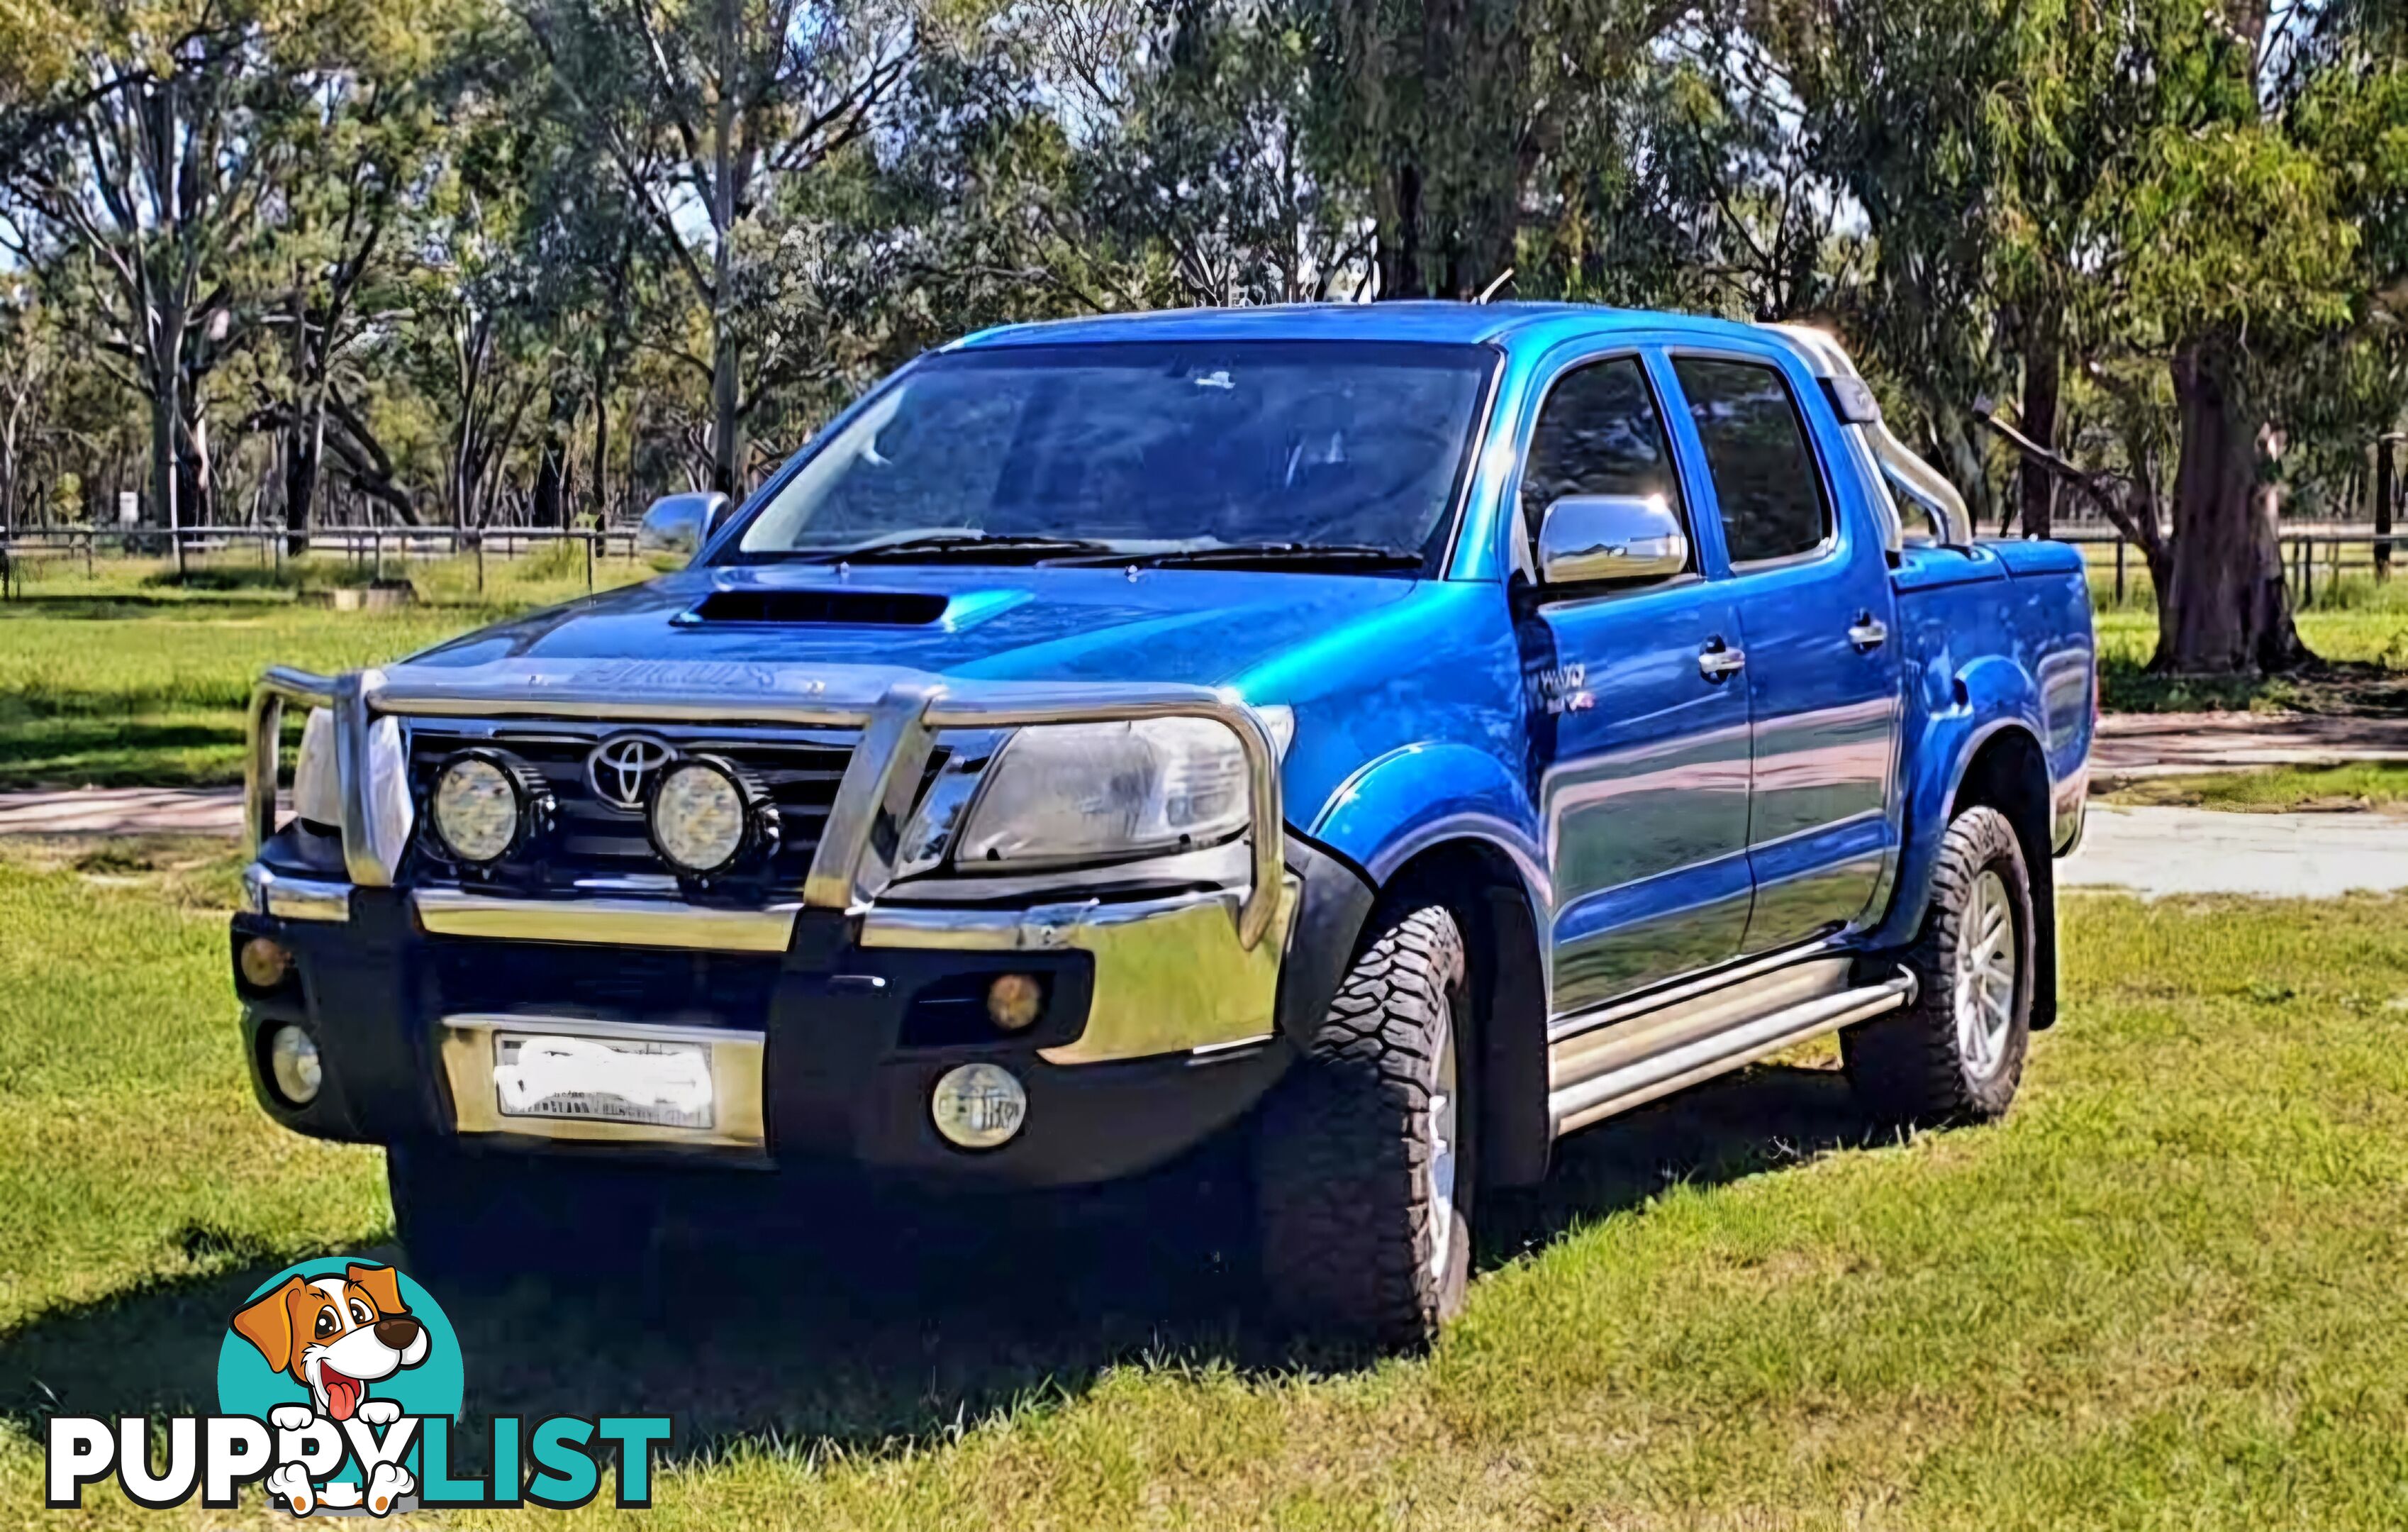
(0, 785, 252, 836)
(2094, 711, 2408, 779)
(2062, 802, 2408, 899)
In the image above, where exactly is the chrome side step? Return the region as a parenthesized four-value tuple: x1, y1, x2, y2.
(1549, 970, 1917, 1139)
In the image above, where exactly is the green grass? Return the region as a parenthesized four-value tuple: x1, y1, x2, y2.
(2092, 568, 2408, 714)
(5, 842, 2408, 1526)
(2103, 762, 2408, 813)
(0, 556, 651, 790)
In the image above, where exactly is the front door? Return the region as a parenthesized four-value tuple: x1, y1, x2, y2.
(1517, 352, 1755, 1018)
(1666, 351, 1903, 953)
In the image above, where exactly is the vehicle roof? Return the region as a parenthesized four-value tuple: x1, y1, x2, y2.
(949, 301, 1798, 357)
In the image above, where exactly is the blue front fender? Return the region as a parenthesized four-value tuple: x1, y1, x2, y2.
(1307, 743, 1549, 916)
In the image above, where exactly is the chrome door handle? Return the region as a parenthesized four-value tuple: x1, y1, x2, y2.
(1698, 640, 1746, 681)
(1847, 615, 1890, 651)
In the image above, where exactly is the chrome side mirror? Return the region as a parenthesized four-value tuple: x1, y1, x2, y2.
(636, 492, 732, 565)
(1537, 494, 1688, 586)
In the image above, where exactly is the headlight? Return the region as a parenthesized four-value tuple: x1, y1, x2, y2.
(293, 709, 342, 828)
(647, 756, 779, 878)
(287, 707, 414, 872)
(954, 716, 1261, 867)
(428, 750, 552, 864)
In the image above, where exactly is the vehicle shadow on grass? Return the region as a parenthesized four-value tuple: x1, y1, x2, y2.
(0, 1060, 1885, 1470)
(1483, 1053, 1893, 1259)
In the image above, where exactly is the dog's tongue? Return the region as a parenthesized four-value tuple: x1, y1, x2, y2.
(323, 1370, 362, 1422)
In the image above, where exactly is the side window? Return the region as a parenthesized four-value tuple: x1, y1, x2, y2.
(1671, 357, 1832, 565)
(1520, 357, 1686, 548)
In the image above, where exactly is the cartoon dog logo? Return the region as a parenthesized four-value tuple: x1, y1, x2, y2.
(232, 1262, 429, 1515)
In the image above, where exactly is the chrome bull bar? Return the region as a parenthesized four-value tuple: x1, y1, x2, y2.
(244, 660, 1288, 950)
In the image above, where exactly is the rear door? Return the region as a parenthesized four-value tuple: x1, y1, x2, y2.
(1515, 350, 1755, 1016)
(1663, 350, 1903, 953)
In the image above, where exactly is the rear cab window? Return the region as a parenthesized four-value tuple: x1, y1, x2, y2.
(1668, 356, 1832, 567)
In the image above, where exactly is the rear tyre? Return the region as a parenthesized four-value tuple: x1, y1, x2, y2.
(387, 1141, 663, 1292)
(1255, 901, 1473, 1350)
(1843, 804, 2035, 1123)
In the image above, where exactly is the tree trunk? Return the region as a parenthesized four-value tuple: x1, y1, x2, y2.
(533, 448, 562, 528)
(2018, 318, 2059, 539)
(284, 400, 324, 557)
(2378, 434, 2396, 583)
(535, 382, 572, 531)
(149, 371, 182, 574)
(2156, 347, 2309, 674)
(179, 400, 213, 533)
(591, 380, 611, 525)
(1376, 163, 1425, 299)
(0, 401, 19, 540)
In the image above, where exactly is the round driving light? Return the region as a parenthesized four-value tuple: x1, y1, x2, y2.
(647, 756, 777, 879)
(930, 1062, 1027, 1150)
(985, 972, 1043, 1032)
(430, 750, 551, 864)
(267, 1024, 323, 1106)
(238, 936, 293, 990)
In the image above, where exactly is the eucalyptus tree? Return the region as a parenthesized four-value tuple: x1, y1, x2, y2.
(1310, 0, 1684, 298)
(249, 0, 467, 543)
(1521, 14, 1866, 323)
(1984, 0, 2405, 673)
(0, 0, 301, 553)
(1775, 0, 2042, 529)
(1066, 0, 1371, 305)
(517, 0, 918, 494)
(390, 99, 556, 530)
(0, 282, 61, 535)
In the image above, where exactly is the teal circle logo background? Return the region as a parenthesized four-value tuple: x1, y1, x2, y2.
(215, 1258, 465, 1422)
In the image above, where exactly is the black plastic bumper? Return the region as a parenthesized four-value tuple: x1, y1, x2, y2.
(233, 835, 1371, 1189)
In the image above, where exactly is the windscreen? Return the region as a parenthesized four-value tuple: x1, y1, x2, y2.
(734, 341, 1495, 562)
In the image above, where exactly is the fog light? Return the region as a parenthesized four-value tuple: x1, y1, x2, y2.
(267, 1024, 323, 1106)
(238, 936, 293, 989)
(930, 1062, 1027, 1150)
(985, 972, 1042, 1032)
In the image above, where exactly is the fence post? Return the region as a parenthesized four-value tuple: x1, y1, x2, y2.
(585, 530, 596, 592)
(2379, 434, 2398, 584)
(475, 531, 485, 595)
(2114, 539, 2126, 605)
(84, 530, 94, 579)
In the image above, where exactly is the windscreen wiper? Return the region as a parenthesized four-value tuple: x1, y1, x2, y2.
(780, 533, 1122, 565)
(1088, 542, 1425, 571)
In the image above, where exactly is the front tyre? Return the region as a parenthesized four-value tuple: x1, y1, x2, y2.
(1255, 902, 1472, 1350)
(1843, 804, 2035, 1123)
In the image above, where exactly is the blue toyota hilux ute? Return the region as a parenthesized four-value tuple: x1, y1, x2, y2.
(233, 303, 2095, 1348)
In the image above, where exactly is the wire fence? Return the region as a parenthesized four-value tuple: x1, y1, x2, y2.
(0, 525, 647, 601)
(2054, 527, 2408, 611)
(6, 519, 2402, 614)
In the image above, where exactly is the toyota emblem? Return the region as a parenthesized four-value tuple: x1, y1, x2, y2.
(586, 733, 679, 813)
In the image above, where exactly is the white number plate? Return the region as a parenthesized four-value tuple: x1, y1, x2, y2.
(491, 1031, 716, 1131)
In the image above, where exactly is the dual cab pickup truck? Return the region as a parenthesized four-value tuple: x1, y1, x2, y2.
(233, 303, 2095, 1348)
